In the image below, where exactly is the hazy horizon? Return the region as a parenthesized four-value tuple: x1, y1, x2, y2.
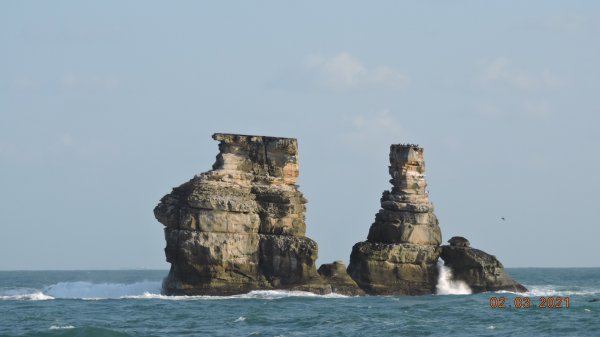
(2, 1, 599, 269)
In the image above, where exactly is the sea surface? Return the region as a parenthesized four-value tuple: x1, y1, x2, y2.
(0, 268, 598, 337)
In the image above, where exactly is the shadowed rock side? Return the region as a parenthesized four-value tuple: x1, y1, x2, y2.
(347, 144, 442, 295)
(154, 133, 329, 295)
(441, 236, 527, 293)
(318, 261, 365, 296)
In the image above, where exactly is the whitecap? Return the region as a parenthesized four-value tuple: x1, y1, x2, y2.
(497, 286, 600, 297)
(4, 283, 348, 301)
(0, 288, 54, 301)
(123, 289, 347, 301)
(235, 316, 246, 322)
(43, 280, 162, 299)
(233, 290, 348, 300)
(27, 292, 55, 301)
(49, 325, 75, 330)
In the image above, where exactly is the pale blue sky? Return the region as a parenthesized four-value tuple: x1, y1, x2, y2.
(1, 1, 599, 269)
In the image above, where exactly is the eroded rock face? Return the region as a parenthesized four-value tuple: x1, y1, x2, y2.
(155, 133, 328, 295)
(155, 135, 526, 296)
(441, 238, 527, 293)
(347, 144, 442, 295)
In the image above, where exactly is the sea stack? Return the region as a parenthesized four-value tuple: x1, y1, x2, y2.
(347, 144, 442, 295)
(154, 133, 328, 295)
(154, 135, 525, 296)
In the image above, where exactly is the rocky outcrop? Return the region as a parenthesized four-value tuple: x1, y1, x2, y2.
(154, 134, 526, 296)
(317, 261, 365, 296)
(441, 237, 527, 293)
(447, 236, 470, 247)
(154, 133, 329, 295)
(347, 144, 442, 295)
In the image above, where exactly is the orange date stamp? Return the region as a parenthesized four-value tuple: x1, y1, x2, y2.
(489, 296, 570, 309)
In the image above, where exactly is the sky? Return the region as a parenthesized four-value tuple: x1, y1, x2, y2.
(1, 1, 599, 270)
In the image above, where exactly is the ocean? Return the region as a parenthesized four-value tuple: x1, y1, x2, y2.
(0, 268, 598, 336)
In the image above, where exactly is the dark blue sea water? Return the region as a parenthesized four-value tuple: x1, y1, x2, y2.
(1, 268, 598, 336)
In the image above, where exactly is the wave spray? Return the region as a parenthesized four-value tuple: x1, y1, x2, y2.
(436, 264, 472, 295)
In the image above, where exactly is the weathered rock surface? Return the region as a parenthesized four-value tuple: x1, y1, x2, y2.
(318, 261, 365, 296)
(441, 238, 527, 293)
(347, 144, 442, 295)
(448, 236, 470, 247)
(155, 134, 526, 296)
(155, 133, 329, 295)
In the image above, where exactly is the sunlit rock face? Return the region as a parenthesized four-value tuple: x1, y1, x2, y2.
(347, 144, 442, 295)
(154, 133, 328, 295)
(154, 135, 525, 296)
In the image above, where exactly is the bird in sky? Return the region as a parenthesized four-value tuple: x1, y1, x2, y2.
(501, 217, 506, 221)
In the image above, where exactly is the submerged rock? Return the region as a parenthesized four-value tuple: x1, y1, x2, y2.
(347, 144, 442, 295)
(155, 133, 329, 295)
(318, 261, 365, 296)
(441, 238, 527, 293)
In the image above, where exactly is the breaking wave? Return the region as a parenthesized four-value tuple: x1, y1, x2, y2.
(0, 282, 348, 301)
(436, 265, 472, 295)
(125, 289, 348, 300)
(0, 281, 161, 300)
(0, 288, 54, 301)
(49, 325, 75, 330)
(43, 280, 162, 299)
(497, 286, 600, 297)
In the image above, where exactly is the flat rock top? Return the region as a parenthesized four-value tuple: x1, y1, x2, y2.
(213, 133, 297, 142)
(391, 143, 422, 150)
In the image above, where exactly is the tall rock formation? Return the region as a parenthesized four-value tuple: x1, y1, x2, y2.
(154, 135, 525, 296)
(347, 144, 442, 295)
(154, 133, 327, 295)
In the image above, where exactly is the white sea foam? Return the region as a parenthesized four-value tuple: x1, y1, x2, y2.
(125, 289, 348, 300)
(1, 281, 349, 301)
(234, 316, 246, 322)
(1, 281, 161, 300)
(436, 265, 472, 295)
(497, 285, 600, 297)
(234, 290, 348, 299)
(43, 280, 162, 299)
(49, 325, 75, 330)
(0, 289, 54, 301)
